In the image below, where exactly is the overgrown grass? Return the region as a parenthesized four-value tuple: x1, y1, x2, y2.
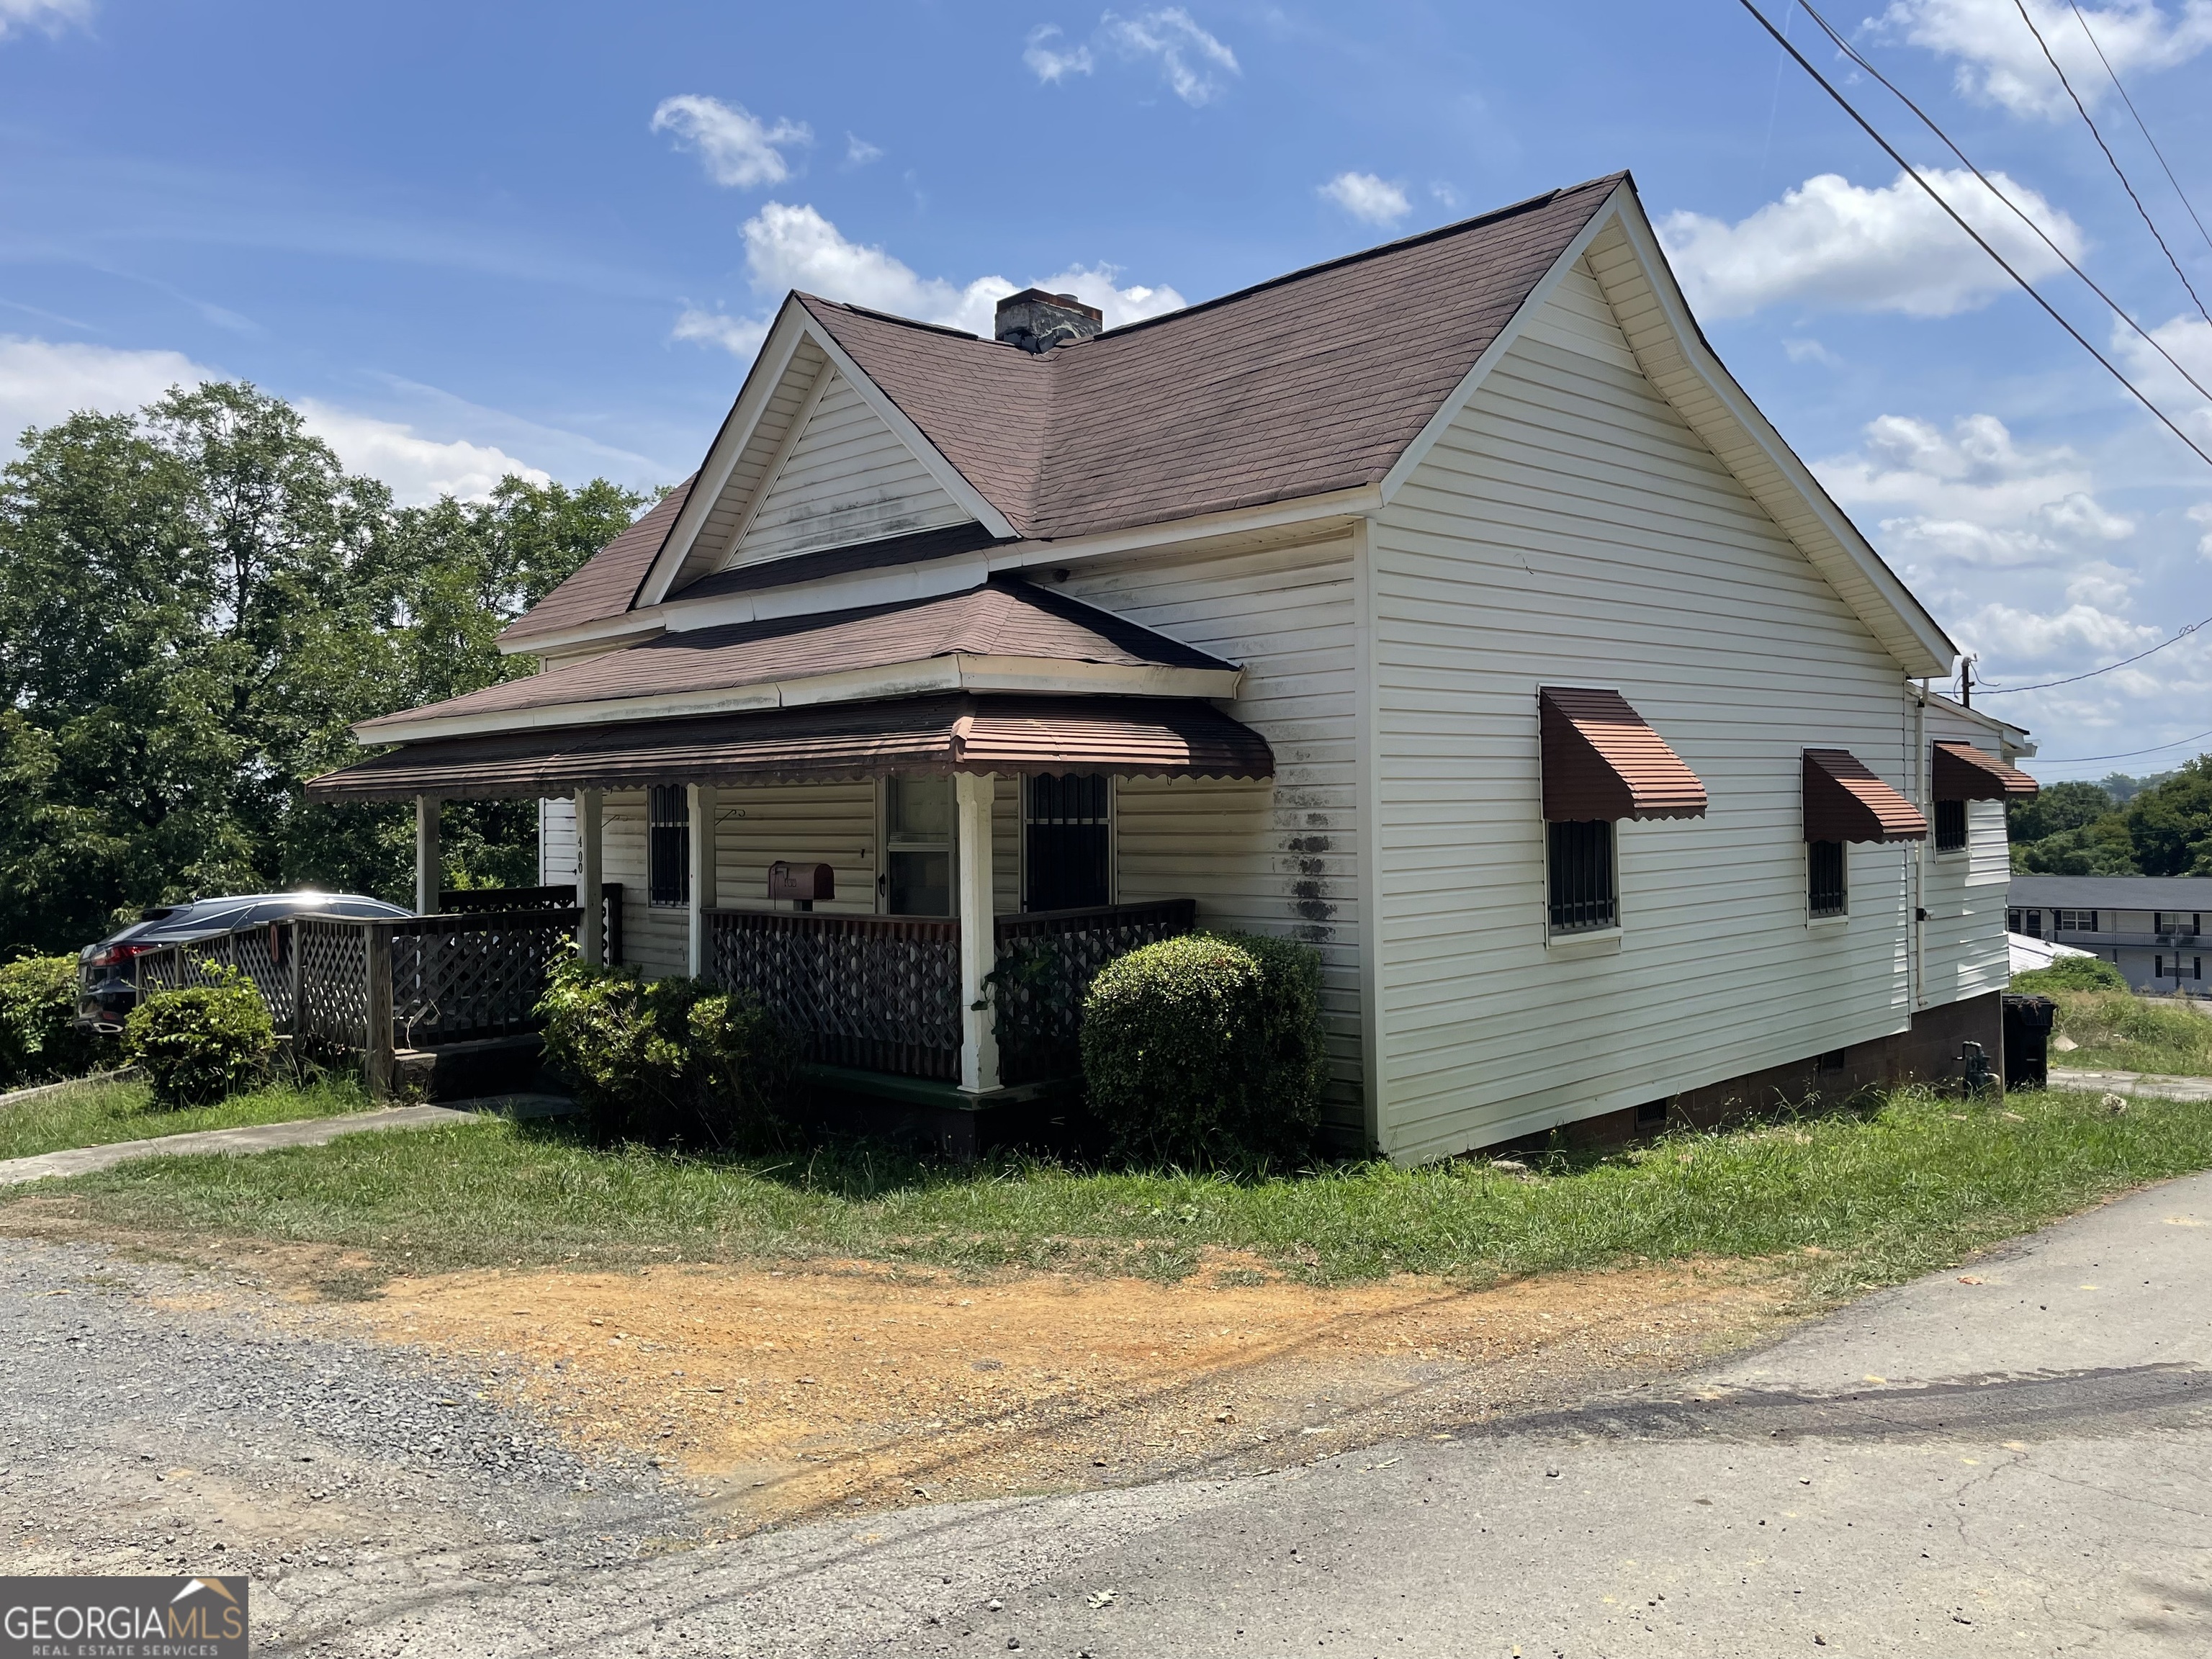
(2050, 990, 2212, 1076)
(8, 1085, 2211, 1303)
(0, 1074, 374, 1162)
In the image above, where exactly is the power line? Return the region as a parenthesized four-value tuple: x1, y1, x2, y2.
(2035, 726, 2212, 765)
(2011, 0, 2212, 328)
(1792, 0, 2212, 408)
(1977, 613, 2211, 694)
(2069, 1, 2212, 265)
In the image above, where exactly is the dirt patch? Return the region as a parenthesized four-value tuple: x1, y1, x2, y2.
(301, 1253, 1800, 1531)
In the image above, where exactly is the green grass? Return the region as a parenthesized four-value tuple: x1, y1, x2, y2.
(2050, 990, 2212, 1077)
(9, 1084, 2212, 1303)
(0, 1074, 374, 1162)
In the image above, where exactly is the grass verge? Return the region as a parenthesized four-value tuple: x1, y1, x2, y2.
(2050, 990, 2212, 1076)
(4, 1085, 2208, 1302)
(0, 1074, 374, 1162)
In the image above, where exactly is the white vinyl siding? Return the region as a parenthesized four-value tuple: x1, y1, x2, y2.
(1062, 536, 1364, 1134)
(1921, 703, 2014, 1010)
(726, 367, 971, 570)
(539, 796, 575, 887)
(1370, 259, 1915, 1161)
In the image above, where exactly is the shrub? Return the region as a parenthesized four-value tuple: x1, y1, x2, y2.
(122, 974, 274, 1107)
(536, 957, 796, 1148)
(0, 954, 108, 1089)
(1080, 931, 1328, 1166)
(2012, 956, 2127, 994)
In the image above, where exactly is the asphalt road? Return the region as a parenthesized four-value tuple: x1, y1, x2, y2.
(5, 1173, 2209, 1656)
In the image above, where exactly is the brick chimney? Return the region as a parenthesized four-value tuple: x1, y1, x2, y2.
(994, 289, 1102, 354)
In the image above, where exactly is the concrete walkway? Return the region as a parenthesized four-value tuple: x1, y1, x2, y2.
(2051, 1064, 2212, 1102)
(0, 1092, 572, 1186)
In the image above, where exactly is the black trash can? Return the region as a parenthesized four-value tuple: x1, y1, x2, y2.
(2002, 994, 2056, 1090)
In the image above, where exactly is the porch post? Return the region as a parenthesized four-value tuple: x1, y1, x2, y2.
(414, 796, 440, 916)
(576, 788, 604, 967)
(687, 783, 716, 978)
(956, 770, 1000, 1094)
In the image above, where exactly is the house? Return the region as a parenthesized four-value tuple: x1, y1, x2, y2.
(2008, 876, 2212, 994)
(307, 171, 2040, 1160)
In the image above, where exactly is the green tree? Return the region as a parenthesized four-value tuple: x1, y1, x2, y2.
(2123, 757, 2212, 877)
(2007, 779, 2113, 844)
(0, 381, 645, 956)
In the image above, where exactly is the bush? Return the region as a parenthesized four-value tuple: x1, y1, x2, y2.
(536, 957, 796, 1148)
(0, 954, 109, 1089)
(122, 975, 274, 1107)
(2013, 956, 2128, 993)
(1080, 931, 1328, 1166)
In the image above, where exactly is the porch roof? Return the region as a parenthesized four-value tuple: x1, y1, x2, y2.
(360, 580, 1238, 745)
(307, 692, 1274, 803)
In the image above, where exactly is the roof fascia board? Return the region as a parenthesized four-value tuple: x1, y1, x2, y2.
(805, 320, 1020, 539)
(1596, 197, 1957, 680)
(355, 655, 1238, 745)
(634, 300, 817, 608)
(1377, 184, 1628, 503)
(1918, 686, 2035, 754)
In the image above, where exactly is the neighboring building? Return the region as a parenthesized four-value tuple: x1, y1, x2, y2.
(309, 172, 2037, 1160)
(2008, 876, 2212, 994)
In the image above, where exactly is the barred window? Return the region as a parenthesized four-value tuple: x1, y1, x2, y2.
(648, 786, 689, 907)
(1934, 799, 1967, 853)
(1024, 773, 1110, 912)
(1809, 840, 1847, 919)
(1547, 819, 1616, 933)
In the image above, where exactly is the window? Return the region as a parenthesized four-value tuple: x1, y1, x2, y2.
(2196, 956, 2204, 982)
(1808, 840, 1847, 918)
(1547, 819, 1616, 933)
(2010, 909, 2044, 939)
(885, 775, 954, 916)
(2156, 912, 2203, 937)
(1933, 799, 1966, 853)
(647, 786, 688, 907)
(2055, 909, 2098, 932)
(2157, 955, 2165, 979)
(1024, 773, 1110, 912)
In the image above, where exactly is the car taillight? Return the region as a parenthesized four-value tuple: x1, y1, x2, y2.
(88, 943, 151, 968)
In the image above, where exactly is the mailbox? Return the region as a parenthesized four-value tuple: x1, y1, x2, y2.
(768, 861, 835, 904)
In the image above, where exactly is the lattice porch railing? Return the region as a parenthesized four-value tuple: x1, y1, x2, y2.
(707, 910, 963, 1081)
(990, 900, 1197, 1084)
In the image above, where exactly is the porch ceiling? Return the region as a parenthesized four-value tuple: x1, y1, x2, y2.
(307, 692, 1274, 804)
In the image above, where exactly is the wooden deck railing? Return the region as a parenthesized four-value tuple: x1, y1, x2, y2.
(991, 899, 1197, 1084)
(706, 910, 963, 1081)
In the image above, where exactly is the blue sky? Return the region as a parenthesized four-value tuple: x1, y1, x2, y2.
(2, 0, 2208, 778)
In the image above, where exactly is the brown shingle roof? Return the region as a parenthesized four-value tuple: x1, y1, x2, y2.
(500, 476, 696, 645)
(801, 175, 1623, 541)
(1539, 686, 1709, 822)
(311, 694, 1273, 802)
(500, 175, 1624, 644)
(1804, 750, 1928, 843)
(364, 580, 1232, 733)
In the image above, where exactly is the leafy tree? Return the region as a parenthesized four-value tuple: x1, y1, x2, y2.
(2006, 779, 2112, 845)
(2124, 757, 2212, 876)
(0, 381, 644, 957)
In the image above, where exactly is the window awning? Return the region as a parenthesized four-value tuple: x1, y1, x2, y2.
(1804, 749, 1928, 842)
(1539, 687, 1708, 822)
(1933, 741, 2038, 801)
(305, 693, 1274, 804)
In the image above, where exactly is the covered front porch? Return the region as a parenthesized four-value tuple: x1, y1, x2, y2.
(310, 691, 1274, 1107)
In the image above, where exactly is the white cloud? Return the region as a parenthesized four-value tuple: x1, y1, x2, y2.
(2113, 311, 2212, 444)
(1878, 515, 2059, 568)
(673, 202, 1188, 356)
(2190, 501, 2212, 557)
(1101, 7, 1238, 104)
(1784, 337, 1843, 367)
(650, 94, 811, 189)
(1872, 0, 2212, 120)
(1818, 412, 2098, 521)
(1954, 598, 2161, 661)
(844, 132, 883, 167)
(1024, 23, 1094, 81)
(1657, 168, 2085, 319)
(0, 337, 551, 506)
(295, 403, 549, 506)
(1028, 9, 1238, 104)
(2064, 559, 2137, 608)
(0, 0, 89, 40)
(1430, 182, 1460, 210)
(1318, 171, 1411, 227)
(2038, 490, 2136, 540)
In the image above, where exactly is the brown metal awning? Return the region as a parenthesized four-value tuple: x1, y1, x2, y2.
(1804, 750, 1928, 842)
(1539, 686, 1708, 821)
(305, 693, 1274, 804)
(1933, 741, 2038, 801)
